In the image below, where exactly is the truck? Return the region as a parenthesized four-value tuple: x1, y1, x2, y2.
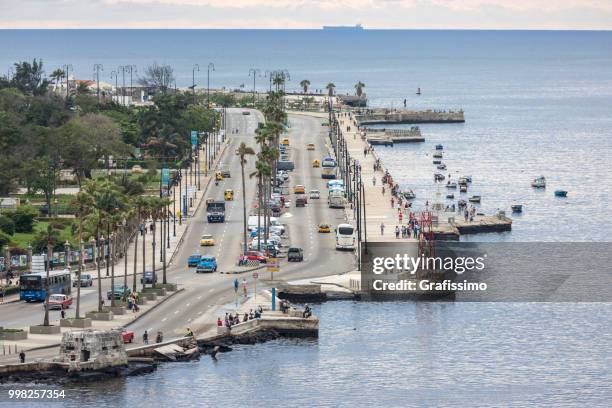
(328, 189, 346, 209)
(206, 200, 226, 223)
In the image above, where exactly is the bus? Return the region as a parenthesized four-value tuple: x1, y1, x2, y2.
(321, 157, 337, 179)
(335, 223, 355, 250)
(19, 270, 72, 302)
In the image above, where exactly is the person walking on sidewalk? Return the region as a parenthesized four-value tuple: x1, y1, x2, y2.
(242, 278, 248, 298)
(372, 175, 376, 186)
(395, 226, 400, 239)
(143, 330, 149, 345)
(380, 222, 385, 236)
(19, 351, 25, 364)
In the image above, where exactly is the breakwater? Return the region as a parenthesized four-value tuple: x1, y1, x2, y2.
(355, 108, 465, 125)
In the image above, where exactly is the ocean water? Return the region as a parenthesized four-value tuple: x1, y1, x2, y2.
(1, 30, 611, 405)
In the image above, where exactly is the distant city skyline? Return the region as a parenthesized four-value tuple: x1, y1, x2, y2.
(1, 0, 611, 30)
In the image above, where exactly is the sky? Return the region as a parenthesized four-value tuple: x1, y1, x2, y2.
(1, 0, 611, 29)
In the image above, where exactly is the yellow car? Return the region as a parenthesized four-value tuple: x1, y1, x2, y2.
(281, 138, 290, 146)
(224, 189, 234, 201)
(215, 171, 224, 181)
(318, 223, 331, 233)
(294, 185, 305, 194)
(312, 159, 320, 168)
(306, 143, 315, 151)
(199, 234, 215, 246)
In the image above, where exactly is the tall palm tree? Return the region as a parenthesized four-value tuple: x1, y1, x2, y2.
(72, 189, 94, 319)
(250, 160, 271, 251)
(76, 82, 90, 95)
(326, 83, 336, 97)
(299, 79, 310, 94)
(132, 197, 148, 293)
(50, 68, 65, 92)
(355, 81, 365, 97)
(236, 142, 255, 254)
(42, 224, 53, 326)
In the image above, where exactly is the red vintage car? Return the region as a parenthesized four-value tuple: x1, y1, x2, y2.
(238, 251, 267, 265)
(116, 327, 134, 343)
(45, 294, 73, 310)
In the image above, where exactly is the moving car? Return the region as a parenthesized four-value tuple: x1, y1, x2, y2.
(224, 189, 234, 201)
(295, 194, 307, 207)
(187, 253, 202, 267)
(281, 138, 290, 146)
(73, 274, 93, 287)
(107, 285, 131, 300)
(335, 223, 356, 250)
(306, 143, 315, 150)
(222, 169, 231, 178)
(200, 234, 215, 246)
(141, 270, 157, 285)
(309, 190, 320, 199)
(312, 159, 320, 168)
(196, 256, 217, 273)
(287, 247, 304, 262)
(215, 171, 224, 181)
(294, 185, 305, 194)
(318, 223, 331, 233)
(45, 294, 73, 310)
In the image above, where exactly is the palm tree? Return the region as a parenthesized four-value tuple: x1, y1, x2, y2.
(132, 197, 148, 293)
(148, 197, 171, 286)
(299, 79, 310, 94)
(76, 81, 90, 95)
(326, 83, 336, 97)
(42, 224, 54, 326)
(273, 74, 285, 92)
(50, 68, 65, 92)
(250, 160, 271, 251)
(72, 189, 94, 319)
(355, 81, 365, 97)
(237, 142, 255, 254)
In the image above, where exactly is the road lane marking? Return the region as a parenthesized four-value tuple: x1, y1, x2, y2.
(161, 317, 167, 322)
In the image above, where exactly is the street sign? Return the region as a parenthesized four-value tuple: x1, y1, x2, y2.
(191, 130, 198, 147)
(31, 255, 45, 273)
(266, 257, 279, 272)
(161, 168, 170, 187)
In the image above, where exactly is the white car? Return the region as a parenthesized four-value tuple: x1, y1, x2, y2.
(309, 190, 320, 199)
(269, 225, 284, 236)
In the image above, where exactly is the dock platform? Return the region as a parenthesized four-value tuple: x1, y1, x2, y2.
(355, 108, 465, 125)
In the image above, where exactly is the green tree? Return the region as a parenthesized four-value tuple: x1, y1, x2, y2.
(236, 142, 255, 254)
(299, 79, 311, 94)
(11, 59, 50, 96)
(326, 83, 336, 97)
(50, 68, 65, 92)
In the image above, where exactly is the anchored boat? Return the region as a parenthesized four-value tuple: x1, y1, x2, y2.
(469, 195, 481, 203)
(402, 190, 416, 200)
(459, 185, 468, 193)
(554, 190, 568, 197)
(446, 182, 457, 189)
(435, 144, 443, 150)
(433, 152, 443, 159)
(437, 164, 447, 170)
(531, 176, 546, 188)
(433, 159, 442, 165)
(511, 204, 523, 213)
(446, 193, 455, 199)
(434, 173, 445, 181)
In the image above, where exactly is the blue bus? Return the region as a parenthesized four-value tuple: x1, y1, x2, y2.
(321, 157, 337, 179)
(19, 270, 72, 302)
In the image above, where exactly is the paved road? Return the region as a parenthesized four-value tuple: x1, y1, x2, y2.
(0, 109, 355, 343)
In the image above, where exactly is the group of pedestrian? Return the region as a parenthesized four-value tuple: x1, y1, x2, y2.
(142, 329, 165, 345)
(127, 293, 140, 313)
(218, 306, 264, 328)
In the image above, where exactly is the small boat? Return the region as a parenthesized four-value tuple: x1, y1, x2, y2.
(469, 195, 481, 203)
(402, 190, 416, 200)
(446, 193, 454, 199)
(446, 182, 457, 189)
(554, 190, 568, 197)
(462, 175, 472, 183)
(458, 177, 468, 185)
(437, 164, 447, 170)
(457, 199, 467, 207)
(433, 159, 442, 165)
(531, 176, 546, 188)
(459, 185, 468, 193)
(511, 204, 523, 213)
(435, 144, 443, 150)
(434, 173, 445, 181)
(416, 87, 421, 95)
(433, 152, 443, 158)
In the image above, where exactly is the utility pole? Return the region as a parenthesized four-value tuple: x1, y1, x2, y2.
(93, 64, 103, 103)
(192, 64, 200, 104)
(126, 65, 137, 104)
(118, 65, 127, 105)
(110, 70, 118, 103)
(207, 62, 215, 108)
(249, 68, 261, 105)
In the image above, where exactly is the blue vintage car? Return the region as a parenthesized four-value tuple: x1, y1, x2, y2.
(196, 256, 217, 273)
(187, 253, 202, 267)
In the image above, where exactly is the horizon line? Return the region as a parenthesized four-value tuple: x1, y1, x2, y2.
(1, 27, 611, 31)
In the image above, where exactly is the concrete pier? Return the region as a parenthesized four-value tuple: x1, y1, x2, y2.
(364, 127, 425, 145)
(355, 108, 465, 125)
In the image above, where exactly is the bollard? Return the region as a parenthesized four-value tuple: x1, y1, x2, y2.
(271, 287, 276, 311)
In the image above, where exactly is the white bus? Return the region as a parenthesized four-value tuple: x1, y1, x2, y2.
(321, 157, 337, 179)
(335, 223, 355, 250)
(328, 189, 346, 208)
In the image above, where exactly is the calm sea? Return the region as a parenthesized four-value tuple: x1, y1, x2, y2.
(1, 30, 611, 406)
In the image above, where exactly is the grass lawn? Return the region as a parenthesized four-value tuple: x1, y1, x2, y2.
(11, 219, 76, 249)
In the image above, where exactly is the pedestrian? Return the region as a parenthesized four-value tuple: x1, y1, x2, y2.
(60, 309, 66, 319)
(217, 317, 222, 326)
(395, 226, 400, 239)
(186, 328, 194, 337)
(0, 285, 4, 303)
(380, 222, 385, 235)
(391, 197, 395, 208)
(156, 331, 163, 343)
(372, 175, 376, 186)
(233, 278, 239, 294)
(143, 330, 149, 345)
(242, 278, 247, 298)
(19, 351, 25, 364)
(399, 212, 403, 223)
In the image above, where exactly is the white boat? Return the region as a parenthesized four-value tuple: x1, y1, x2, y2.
(468, 195, 481, 203)
(446, 182, 457, 189)
(531, 176, 546, 188)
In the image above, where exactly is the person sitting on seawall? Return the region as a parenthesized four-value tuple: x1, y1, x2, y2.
(303, 304, 312, 319)
(217, 317, 223, 327)
(279, 300, 289, 314)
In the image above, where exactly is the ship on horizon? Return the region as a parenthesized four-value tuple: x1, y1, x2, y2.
(322, 24, 364, 31)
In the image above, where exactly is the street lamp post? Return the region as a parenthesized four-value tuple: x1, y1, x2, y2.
(126, 65, 137, 104)
(110, 70, 118, 103)
(249, 68, 261, 105)
(93, 64, 103, 103)
(207, 63, 215, 107)
(192, 64, 200, 104)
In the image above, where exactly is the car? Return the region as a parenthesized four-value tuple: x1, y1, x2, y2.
(116, 327, 134, 344)
(45, 294, 72, 310)
(269, 225, 285, 236)
(277, 171, 289, 181)
(309, 190, 320, 199)
(312, 159, 320, 168)
(281, 138, 290, 146)
(215, 171, 224, 181)
(200, 234, 215, 246)
(222, 170, 231, 178)
(240, 251, 267, 264)
(294, 185, 305, 194)
(73, 273, 93, 287)
(318, 223, 331, 233)
(295, 194, 307, 207)
(131, 165, 144, 174)
(187, 253, 202, 267)
(242, 111, 250, 115)
(196, 256, 217, 273)
(224, 189, 234, 201)
(287, 247, 304, 262)
(307, 143, 315, 150)
(107, 285, 131, 300)
(140, 270, 157, 285)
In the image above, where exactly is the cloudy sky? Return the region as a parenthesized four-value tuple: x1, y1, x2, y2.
(1, 0, 611, 29)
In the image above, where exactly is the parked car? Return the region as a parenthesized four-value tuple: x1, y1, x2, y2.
(73, 274, 93, 287)
(140, 271, 157, 285)
(187, 253, 202, 267)
(116, 327, 134, 343)
(107, 285, 131, 300)
(240, 251, 267, 264)
(287, 247, 304, 262)
(309, 190, 320, 199)
(45, 294, 73, 310)
(294, 185, 305, 194)
(196, 256, 217, 273)
(242, 111, 250, 115)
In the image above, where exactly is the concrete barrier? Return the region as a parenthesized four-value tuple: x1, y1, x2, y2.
(60, 318, 92, 329)
(0, 329, 28, 341)
(29, 325, 61, 335)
